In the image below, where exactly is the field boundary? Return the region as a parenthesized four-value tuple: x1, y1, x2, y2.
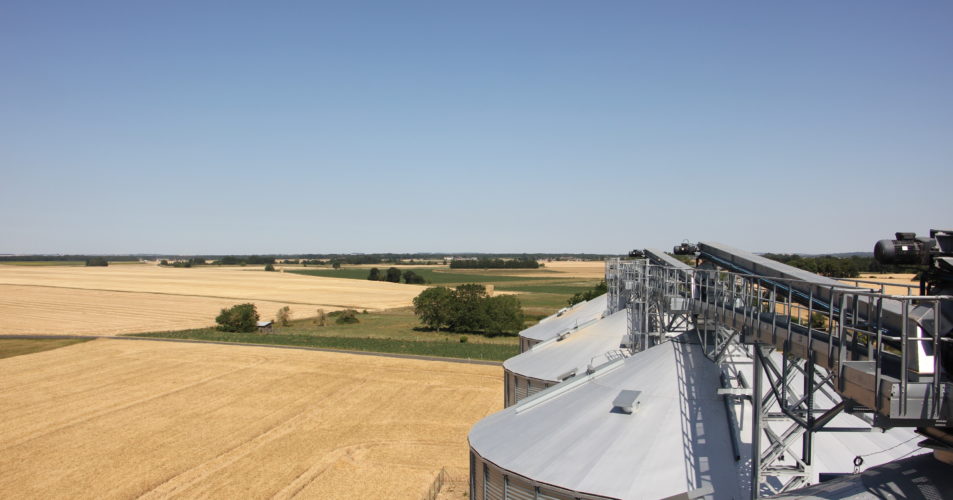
(0, 334, 502, 366)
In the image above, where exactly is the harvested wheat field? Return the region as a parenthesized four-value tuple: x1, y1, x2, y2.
(840, 273, 921, 296)
(494, 260, 606, 278)
(0, 339, 502, 499)
(0, 266, 425, 336)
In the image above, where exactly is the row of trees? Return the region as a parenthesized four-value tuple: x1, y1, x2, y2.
(762, 254, 917, 278)
(567, 280, 608, 306)
(159, 258, 207, 268)
(214, 255, 276, 265)
(367, 267, 426, 284)
(449, 257, 540, 269)
(85, 257, 108, 267)
(413, 284, 524, 334)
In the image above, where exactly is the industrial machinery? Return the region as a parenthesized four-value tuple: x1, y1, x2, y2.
(468, 232, 953, 499)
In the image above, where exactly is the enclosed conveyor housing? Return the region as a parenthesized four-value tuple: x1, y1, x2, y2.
(690, 241, 952, 426)
(517, 294, 608, 352)
(502, 310, 628, 407)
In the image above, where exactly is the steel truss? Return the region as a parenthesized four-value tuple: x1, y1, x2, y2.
(624, 257, 952, 499)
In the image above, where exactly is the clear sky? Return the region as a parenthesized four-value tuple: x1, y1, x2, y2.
(2, 1, 951, 255)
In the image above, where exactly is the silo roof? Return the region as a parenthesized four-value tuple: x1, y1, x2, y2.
(504, 309, 627, 383)
(519, 294, 608, 343)
(470, 340, 746, 499)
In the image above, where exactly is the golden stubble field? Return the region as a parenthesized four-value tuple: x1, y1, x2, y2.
(0, 339, 502, 499)
(0, 265, 426, 335)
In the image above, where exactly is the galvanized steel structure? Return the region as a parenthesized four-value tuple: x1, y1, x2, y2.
(469, 237, 952, 499)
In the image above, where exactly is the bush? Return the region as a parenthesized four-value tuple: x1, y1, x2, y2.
(264, 264, 276, 272)
(368, 267, 382, 280)
(403, 270, 426, 284)
(385, 267, 402, 283)
(276, 306, 292, 326)
(335, 309, 360, 324)
(459, 336, 468, 343)
(314, 309, 327, 326)
(216, 303, 259, 332)
(85, 257, 108, 267)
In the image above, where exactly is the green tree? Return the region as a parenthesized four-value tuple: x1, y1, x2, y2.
(332, 262, 341, 270)
(450, 284, 489, 332)
(385, 267, 402, 283)
(568, 280, 608, 306)
(403, 270, 426, 284)
(335, 309, 360, 324)
(367, 267, 382, 280)
(264, 263, 276, 272)
(482, 295, 524, 334)
(215, 303, 259, 332)
(413, 286, 455, 331)
(276, 306, 292, 326)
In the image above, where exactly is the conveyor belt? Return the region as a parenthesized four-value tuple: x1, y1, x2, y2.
(644, 248, 693, 271)
(698, 241, 907, 339)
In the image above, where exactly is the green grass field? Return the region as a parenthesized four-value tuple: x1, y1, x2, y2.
(0, 338, 93, 359)
(127, 265, 602, 361)
(288, 266, 599, 314)
(130, 327, 517, 361)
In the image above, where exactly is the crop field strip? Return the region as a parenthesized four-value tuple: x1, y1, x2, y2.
(0, 266, 424, 336)
(0, 339, 502, 499)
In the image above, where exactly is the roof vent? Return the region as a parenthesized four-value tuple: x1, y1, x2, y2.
(612, 390, 641, 414)
(558, 369, 577, 381)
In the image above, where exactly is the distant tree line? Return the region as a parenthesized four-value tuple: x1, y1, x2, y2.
(1, 252, 620, 264)
(159, 257, 210, 268)
(761, 254, 917, 279)
(568, 280, 608, 306)
(367, 267, 427, 284)
(413, 284, 524, 335)
(0, 255, 140, 262)
(215, 255, 277, 265)
(84, 257, 108, 267)
(449, 257, 540, 269)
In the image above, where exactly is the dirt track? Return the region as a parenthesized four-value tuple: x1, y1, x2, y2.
(0, 339, 502, 499)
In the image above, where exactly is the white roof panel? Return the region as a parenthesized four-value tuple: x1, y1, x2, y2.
(471, 340, 747, 499)
(519, 294, 608, 343)
(504, 309, 627, 382)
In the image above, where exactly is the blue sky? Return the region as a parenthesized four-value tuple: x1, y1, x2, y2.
(2, 1, 951, 254)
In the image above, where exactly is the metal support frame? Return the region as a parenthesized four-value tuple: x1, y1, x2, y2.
(748, 344, 846, 496)
(625, 252, 952, 498)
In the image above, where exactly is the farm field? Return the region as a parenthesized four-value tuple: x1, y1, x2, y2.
(0, 338, 92, 359)
(0, 339, 502, 499)
(0, 265, 424, 336)
(289, 261, 606, 316)
(131, 306, 522, 362)
(840, 273, 921, 295)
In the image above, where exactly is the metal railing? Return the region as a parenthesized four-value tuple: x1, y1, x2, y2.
(628, 262, 951, 425)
